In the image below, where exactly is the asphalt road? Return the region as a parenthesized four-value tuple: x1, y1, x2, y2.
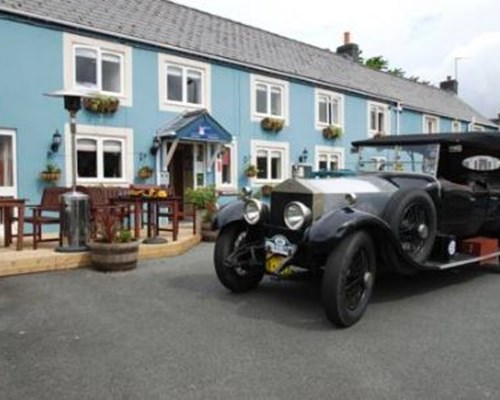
(1, 243, 500, 400)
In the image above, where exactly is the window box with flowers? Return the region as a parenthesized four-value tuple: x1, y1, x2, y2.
(322, 125, 343, 140)
(137, 165, 154, 180)
(40, 163, 61, 183)
(261, 117, 284, 133)
(83, 95, 120, 114)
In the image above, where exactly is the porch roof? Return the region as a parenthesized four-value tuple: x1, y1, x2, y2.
(157, 109, 232, 143)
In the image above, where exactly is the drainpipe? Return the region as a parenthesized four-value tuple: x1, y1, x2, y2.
(395, 102, 402, 135)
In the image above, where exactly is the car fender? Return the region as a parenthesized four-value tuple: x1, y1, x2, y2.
(304, 207, 422, 270)
(212, 200, 245, 231)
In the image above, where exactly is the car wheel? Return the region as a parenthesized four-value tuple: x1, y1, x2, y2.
(214, 223, 264, 293)
(384, 189, 437, 264)
(321, 231, 376, 327)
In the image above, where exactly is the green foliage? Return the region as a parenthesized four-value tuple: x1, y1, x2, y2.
(95, 212, 133, 243)
(261, 117, 284, 133)
(83, 96, 120, 114)
(361, 55, 431, 86)
(244, 164, 258, 177)
(185, 185, 217, 210)
(44, 162, 61, 173)
(364, 56, 389, 72)
(322, 125, 343, 140)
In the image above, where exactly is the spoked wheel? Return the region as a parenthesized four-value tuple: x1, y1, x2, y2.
(385, 189, 437, 264)
(214, 223, 264, 293)
(322, 231, 376, 327)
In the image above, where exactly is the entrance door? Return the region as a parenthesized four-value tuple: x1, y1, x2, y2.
(170, 143, 194, 212)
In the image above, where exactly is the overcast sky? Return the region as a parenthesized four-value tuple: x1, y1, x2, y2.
(175, 0, 500, 119)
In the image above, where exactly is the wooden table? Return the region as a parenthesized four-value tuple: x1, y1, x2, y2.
(113, 196, 181, 243)
(0, 198, 25, 251)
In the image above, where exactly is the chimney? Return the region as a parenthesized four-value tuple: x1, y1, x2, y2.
(440, 76, 458, 94)
(336, 31, 360, 62)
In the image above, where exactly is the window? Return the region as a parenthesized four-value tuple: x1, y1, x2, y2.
(423, 115, 440, 134)
(65, 124, 133, 185)
(159, 55, 211, 112)
(64, 33, 132, 106)
(251, 75, 289, 122)
(452, 120, 461, 132)
(216, 143, 238, 190)
(251, 140, 290, 183)
(368, 102, 390, 137)
(315, 146, 344, 171)
(316, 90, 344, 129)
(471, 124, 485, 132)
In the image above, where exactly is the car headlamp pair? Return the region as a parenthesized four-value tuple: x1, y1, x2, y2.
(243, 199, 311, 231)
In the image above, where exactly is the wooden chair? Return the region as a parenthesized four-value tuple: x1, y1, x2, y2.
(16, 187, 71, 249)
(155, 186, 195, 240)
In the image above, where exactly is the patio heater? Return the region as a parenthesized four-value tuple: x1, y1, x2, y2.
(46, 90, 90, 252)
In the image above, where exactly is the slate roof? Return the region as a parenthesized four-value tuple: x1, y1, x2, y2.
(0, 0, 495, 127)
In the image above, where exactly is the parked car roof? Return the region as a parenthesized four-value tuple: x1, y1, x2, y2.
(352, 132, 500, 151)
(0, 0, 495, 127)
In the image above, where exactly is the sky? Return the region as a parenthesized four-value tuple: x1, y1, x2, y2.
(174, 0, 500, 120)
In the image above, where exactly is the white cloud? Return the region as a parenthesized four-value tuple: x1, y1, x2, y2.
(175, 0, 500, 118)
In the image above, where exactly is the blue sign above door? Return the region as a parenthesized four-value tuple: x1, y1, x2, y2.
(157, 109, 232, 143)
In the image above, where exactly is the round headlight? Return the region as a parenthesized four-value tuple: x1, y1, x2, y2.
(244, 199, 263, 225)
(284, 201, 311, 230)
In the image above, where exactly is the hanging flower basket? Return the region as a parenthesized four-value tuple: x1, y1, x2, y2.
(244, 164, 258, 178)
(40, 163, 61, 182)
(261, 117, 284, 133)
(322, 125, 343, 140)
(137, 166, 154, 180)
(83, 96, 120, 114)
(261, 184, 274, 197)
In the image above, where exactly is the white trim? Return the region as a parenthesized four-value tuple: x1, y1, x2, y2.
(63, 33, 133, 107)
(367, 101, 390, 137)
(314, 145, 345, 170)
(250, 74, 289, 125)
(64, 124, 134, 186)
(0, 129, 17, 198)
(158, 54, 211, 112)
(250, 139, 290, 184)
(451, 120, 461, 133)
(215, 140, 238, 192)
(423, 115, 440, 134)
(314, 89, 344, 131)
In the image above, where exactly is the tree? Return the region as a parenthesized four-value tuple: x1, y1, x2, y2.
(360, 55, 431, 85)
(364, 56, 389, 72)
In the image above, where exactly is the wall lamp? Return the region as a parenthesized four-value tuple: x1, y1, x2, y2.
(51, 129, 62, 153)
(150, 136, 161, 155)
(298, 148, 308, 163)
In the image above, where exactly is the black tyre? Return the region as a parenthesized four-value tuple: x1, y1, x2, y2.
(384, 189, 437, 264)
(322, 231, 376, 327)
(214, 223, 264, 293)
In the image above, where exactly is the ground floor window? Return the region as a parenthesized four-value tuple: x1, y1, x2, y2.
(315, 146, 344, 171)
(66, 124, 133, 185)
(251, 140, 289, 183)
(216, 142, 238, 191)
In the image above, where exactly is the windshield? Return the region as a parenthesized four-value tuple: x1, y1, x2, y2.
(356, 143, 440, 176)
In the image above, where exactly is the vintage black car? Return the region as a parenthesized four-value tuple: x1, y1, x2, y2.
(213, 132, 500, 327)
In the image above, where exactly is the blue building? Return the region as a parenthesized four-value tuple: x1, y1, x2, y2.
(0, 0, 497, 207)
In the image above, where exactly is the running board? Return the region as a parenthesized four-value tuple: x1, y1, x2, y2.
(424, 250, 500, 270)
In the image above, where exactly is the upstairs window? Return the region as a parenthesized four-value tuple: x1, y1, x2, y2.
(64, 34, 132, 106)
(452, 120, 461, 132)
(251, 75, 289, 122)
(369, 102, 390, 137)
(423, 115, 440, 134)
(316, 90, 344, 129)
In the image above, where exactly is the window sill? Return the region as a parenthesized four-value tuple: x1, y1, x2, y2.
(160, 101, 207, 113)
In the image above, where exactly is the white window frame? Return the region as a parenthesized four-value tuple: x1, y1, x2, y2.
(64, 124, 134, 185)
(368, 102, 390, 137)
(250, 74, 289, 124)
(451, 120, 461, 132)
(251, 139, 290, 184)
(215, 141, 238, 192)
(315, 89, 344, 130)
(314, 146, 345, 171)
(471, 124, 485, 132)
(423, 115, 440, 134)
(63, 33, 132, 106)
(158, 54, 211, 112)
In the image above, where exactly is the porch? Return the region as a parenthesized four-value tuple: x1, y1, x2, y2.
(0, 223, 201, 278)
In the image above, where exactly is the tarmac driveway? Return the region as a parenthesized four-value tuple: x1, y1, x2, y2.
(1, 243, 500, 400)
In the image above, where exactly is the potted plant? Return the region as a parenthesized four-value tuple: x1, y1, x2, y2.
(83, 95, 120, 114)
(137, 165, 154, 180)
(244, 164, 258, 178)
(260, 184, 274, 197)
(40, 162, 61, 182)
(88, 211, 139, 272)
(261, 117, 284, 133)
(322, 125, 343, 140)
(185, 186, 218, 240)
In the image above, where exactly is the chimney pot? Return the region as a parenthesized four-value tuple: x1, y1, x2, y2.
(344, 32, 351, 45)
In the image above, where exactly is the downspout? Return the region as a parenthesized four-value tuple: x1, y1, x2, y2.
(395, 102, 402, 135)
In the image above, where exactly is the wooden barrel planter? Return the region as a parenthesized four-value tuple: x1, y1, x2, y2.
(88, 241, 140, 272)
